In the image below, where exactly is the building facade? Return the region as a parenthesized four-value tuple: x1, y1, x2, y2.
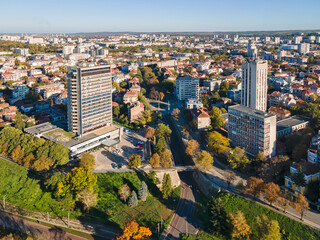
(67, 65, 112, 136)
(241, 59, 268, 112)
(175, 75, 199, 101)
(228, 105, 277, 157)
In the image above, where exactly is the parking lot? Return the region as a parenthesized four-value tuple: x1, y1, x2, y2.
(93, 129, 149, 171)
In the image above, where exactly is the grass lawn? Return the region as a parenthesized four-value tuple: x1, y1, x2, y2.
(90, 172, 180, 233)
(193, 192, 320, 240)
(0, 157, 71, 217)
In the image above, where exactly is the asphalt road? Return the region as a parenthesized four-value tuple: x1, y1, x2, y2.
(161, 114, 200, 239)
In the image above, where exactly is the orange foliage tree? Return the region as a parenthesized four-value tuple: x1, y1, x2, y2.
(117, 221, 152, 240)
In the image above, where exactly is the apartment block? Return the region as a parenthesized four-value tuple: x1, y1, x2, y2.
(175, 75, 199, 101)
(228, 105, 277, 157)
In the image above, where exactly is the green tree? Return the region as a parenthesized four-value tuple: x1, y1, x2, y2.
(128, 190, 138, 207)
(32, 155, 54, 171)
(227, 147, 250, 170)
(58, 167, 97, 199)
(156, 137, 166, 154)
(160, 149, 172, 168)
(77, 152, 95, 169)
(155, 123, 171, 140)
(292, 166, 306, 187)
(128, 154, 141, 168)
(14, 113, 25, 130)
(196, 150, 214, 170)
(220, 81, 229, 91)
(210, 107, 225, 129)
(138, 181, 148, 201)
(209, 197, 230, 235)
(256, 215, 281, 240)
(113, 105, 120, 119)
(162, 173, 172, 199)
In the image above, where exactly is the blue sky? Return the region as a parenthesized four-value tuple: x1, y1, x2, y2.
(2, 0, 320, 33)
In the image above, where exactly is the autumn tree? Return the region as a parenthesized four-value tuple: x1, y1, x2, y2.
(224, 170, 237, 189)
(227, 147, 250, 170)
(277, 190, 291, 213)
(11, 145, 25, 163)
(32, 155, 54, 171)
(77, 188, 97, 212)
(145, 127, 155, 141)
(77, 152, 95, 169)
(208, 131, 230, 155)
(256, 215, 281, 240)
(160, 149, 172, 168)
(185, 139, 200, 156)
(162, 173, 172, 199)
(244, 177, 264, 199)
(291, 193, 309, 220)
(181, 127, 190, 140)
(196, 150, 213, 170)
(118, 184, 131, 203)
(149, 153, 160, 168)
(230, 211, 251, 239)
(128, 191, 138, 207)
(263, 182, 280, 206)
(128, 154, 141, 169)
(138, 181, 148, 201)
(172, 108, 180, 119)
(258, 155, 290, 183)
(116, 221, 152, 240)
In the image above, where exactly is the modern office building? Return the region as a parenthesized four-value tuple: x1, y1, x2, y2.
(67, 65, 113, 136)
(228, 105, 277, 157)
(175, 75, 199, 101)
(241, 59, 268, 112)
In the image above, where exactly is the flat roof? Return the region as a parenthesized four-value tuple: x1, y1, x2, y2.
(228, 105, 274, 118)
(64, 125, 120, 148)
(24, 122, 58, 136)
(276, 115, 310, 131)
(102, 139, 120, 147)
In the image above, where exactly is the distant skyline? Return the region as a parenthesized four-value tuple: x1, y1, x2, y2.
(2, 0, 320, 34)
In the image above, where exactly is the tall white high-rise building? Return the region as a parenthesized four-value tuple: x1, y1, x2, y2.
(241, 59, 268, 112)
(67, 65, 112, 136)
(175, 75, 199, 101)
(247, 43, 258, 58)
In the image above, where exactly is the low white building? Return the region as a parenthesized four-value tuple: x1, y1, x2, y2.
(12, 85, 29, 99)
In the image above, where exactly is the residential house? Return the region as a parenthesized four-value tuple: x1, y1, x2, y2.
(123, 90, 138, 104)
(128, 101, 144, 122)
(268, 106, 291, 120)
(190, 108, 211, 129)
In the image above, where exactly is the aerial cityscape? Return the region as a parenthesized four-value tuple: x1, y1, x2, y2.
(1, 1, 320, 240)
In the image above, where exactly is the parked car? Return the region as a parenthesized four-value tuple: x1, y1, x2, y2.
(136, 144, 143, 148)
(137, 141, 144, 145)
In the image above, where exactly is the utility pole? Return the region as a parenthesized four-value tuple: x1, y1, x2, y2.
(3, 196, 5, 210)
(68, 211, 70, 227)
(186, 221, 188, 237)
(47, 212, 49, 222)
